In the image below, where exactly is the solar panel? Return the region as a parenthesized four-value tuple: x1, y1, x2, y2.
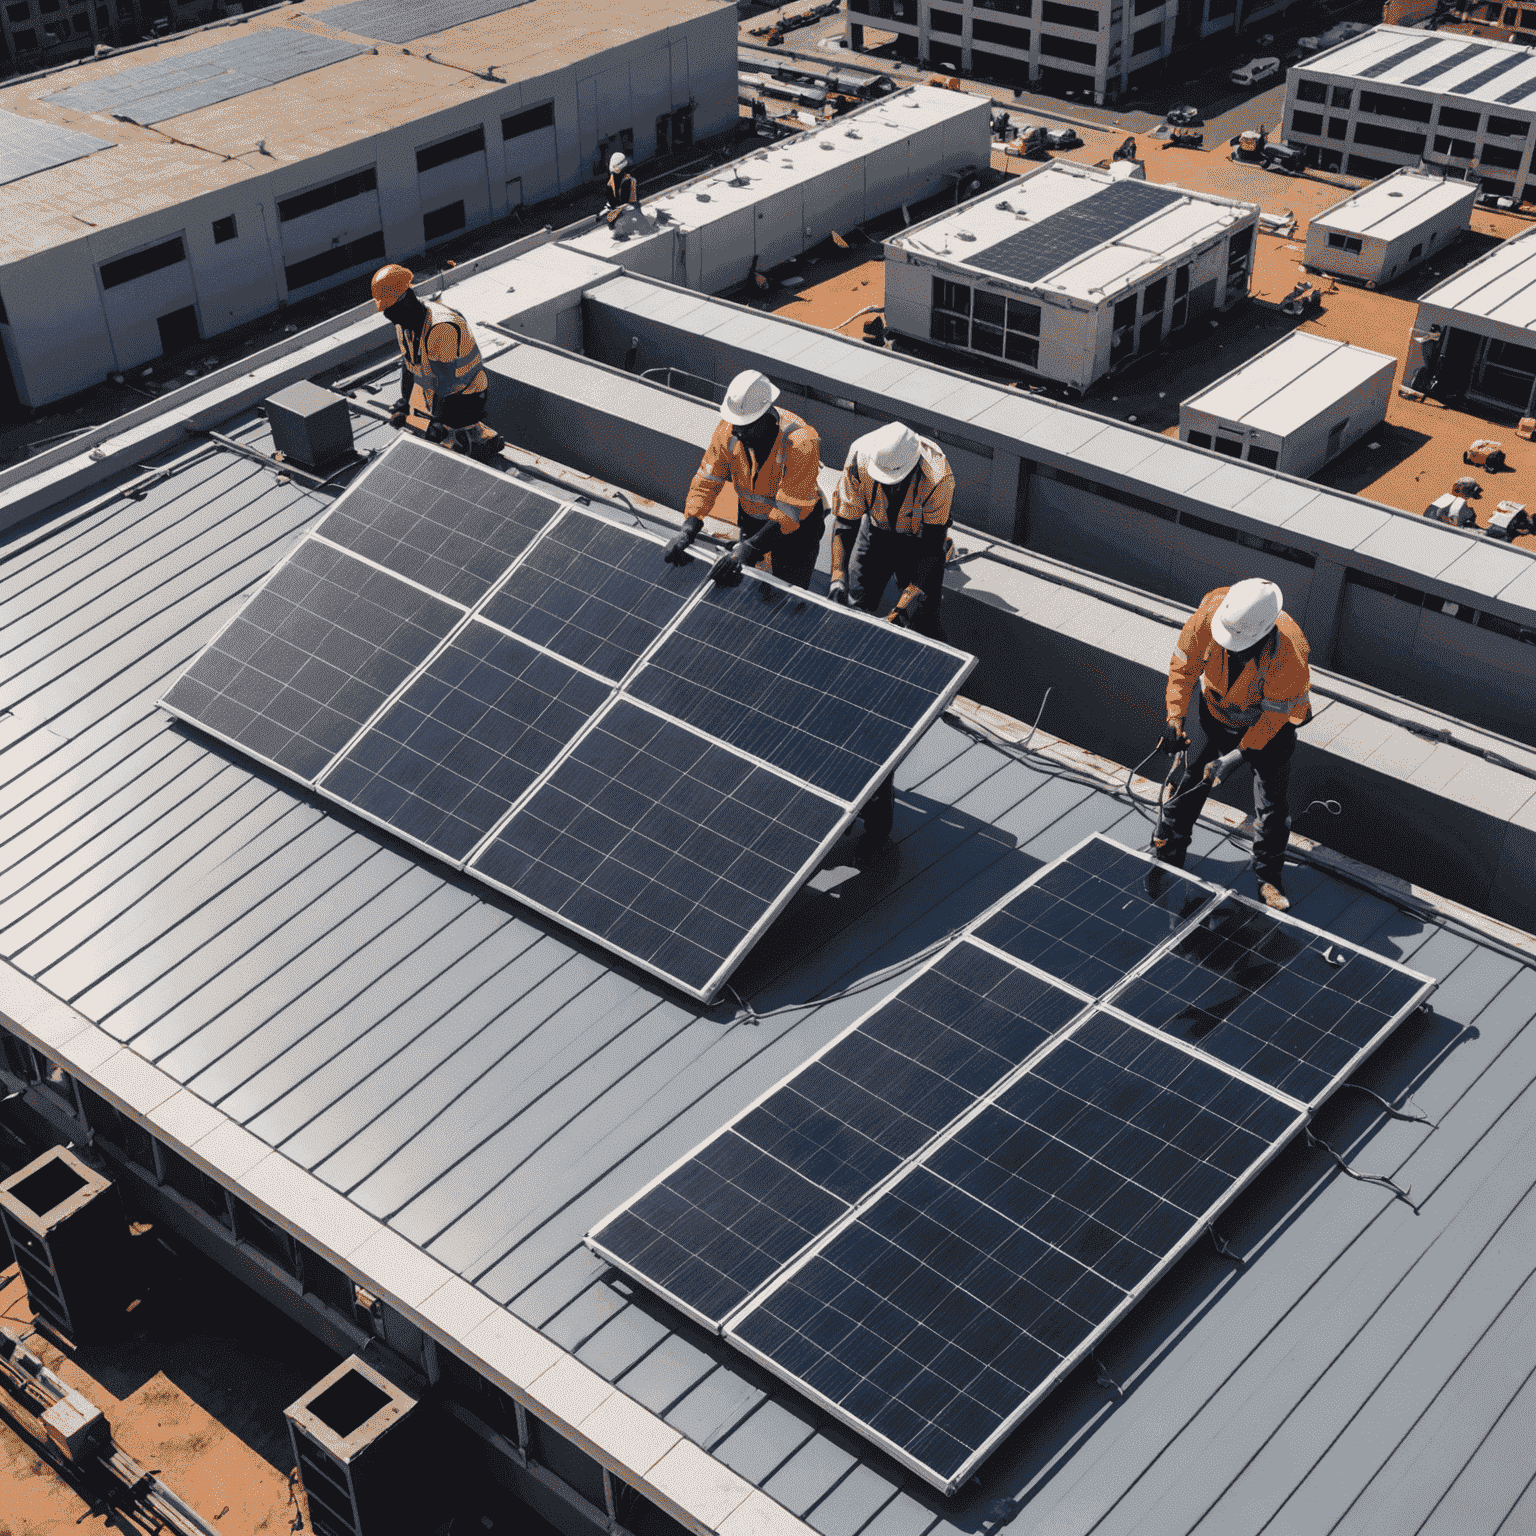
(481, 509, 707, 682)
(729, 1011, 1304, 1491)
(41, 30, 366, 124)
(1404, 42, 1485, 88)
(1450, 50, 1526, 97)
(313, 437, 564, 606)
(589, 941, 1088, 1326)
(1495, 75, 1536, 104)
(1111, 896, 1433, 1107)
(161, 538, 459, 782)
(0, 110, 112, 187)
(973, 837, 1214, 995)
(471, 699, 848, 998)
(627, 579, 972, 802)
(319, 619, 611, 862)
(967, 181, 1183, 286)
(1358, 36, 1439, 79)
(314, 0, 533, 44)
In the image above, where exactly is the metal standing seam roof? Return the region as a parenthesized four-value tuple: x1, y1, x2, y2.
(1308, 171, 1477, 243)
(1182, 333, 1396, 438)
(1301, 23, 1536, 103)
(1, 402, 1534, 1535)
(1417, 222, 1536, 331)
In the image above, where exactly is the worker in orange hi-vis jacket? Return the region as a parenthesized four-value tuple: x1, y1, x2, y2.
(664, 370, 826, 589)
(1152, 579, 1313, 912)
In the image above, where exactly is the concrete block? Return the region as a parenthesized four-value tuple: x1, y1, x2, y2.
(579, 1388, 682, 1475)
(530, 1352, 614, 1429)
(349, 1226, 451, 1311)
(416, 1275, 501, 1342)
(88, 1046, 177, 1114)
(465, 1305, 565, 1391)
(190, 1119, 270, 1182)
(646, 1438, 755, 1531)
(240, 1154, 379, 1261)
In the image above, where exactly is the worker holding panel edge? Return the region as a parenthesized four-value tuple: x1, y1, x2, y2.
(600, 152, 640, 237)
(665, 370, 827, 588)
(1152, 579, 1313, 912)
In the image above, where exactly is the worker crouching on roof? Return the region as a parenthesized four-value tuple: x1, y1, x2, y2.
(1153, 579, 1313, 912)
(372, 264, 505, 463)
(600, 152, 639, 237)
(831, 422, 954, 639)
(665, 369, 826, 588)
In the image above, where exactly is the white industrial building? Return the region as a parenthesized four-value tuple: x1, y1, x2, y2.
(883, 160, 1259, 393)
(1179, 330, 1395, 476)
(1304, 169, 1475, 287)
(1413, 222, 1536, 411)
(559, 86, 991, 294)
(0, 0, 735, 408)
(844, 0, 1293, 104)
(1284, 24, 1536, 198)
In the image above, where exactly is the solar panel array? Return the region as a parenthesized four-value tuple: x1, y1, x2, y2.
(588, 835, 1435, 1492)
(163, 436, 974, 1001)
(41, 30, 366, 124)
(967, 180, 1183, 286)
(0, 110, 113, 187)
(315, 0, 533, 44)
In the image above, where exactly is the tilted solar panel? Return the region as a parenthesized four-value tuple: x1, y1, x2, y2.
(314, 0, 533, 44)
(0, 110, 112, 187)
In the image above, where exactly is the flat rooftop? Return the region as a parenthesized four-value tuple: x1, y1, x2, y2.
(888, 162, 1255, 303)
(0, 0, 718, 263)
(1417, 221, 1536, 332)
(1184, 331, 1395, 436)
(1301, 22, 1536, 103)
(1309, 169, 1478, 243)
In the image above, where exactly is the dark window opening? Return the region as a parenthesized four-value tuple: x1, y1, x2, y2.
(1481, 142, 1525, 169)
(233, 1196, 298, 1274)
(1331, 86, 1353, 108)
(931, 311, 969, 345)
(1291, 110, 1323, 137)
(1488, 114, 1529, 136)
(1246, 444, 1279, 469)
(1328, 117, 1348, 140)
(933, 276, 971, 314)
(1143, 276, 1167, 311)
(211, 214, 237, 244)
(4, 2, 29, 19)
(416, 125, 485, 174)
(973, 18, 1030, 45)
(1185, 429, 1212, 448)
(1214, 436, 1243, 458)
(1040, 31, 1096, 62)
(100, 236, 186, 289)
(1297, 80, 1327, 103)
(1439, 106, 1480, 130)
(930, 7, 961, 30)
(1326, 232, 1364, 253)
(1132, 22, 1160, 52)
(277, 167, 378, 223)
(156, 305, 200, 356)
(423, 200, 467, 242)
(1041, 0, 1096, 23)
(1007, 297, 1041, 334)
(284, 231, 387, 291)
(503, 101, 555, 139)
(1352, 122, 1426, 156)
(1358, 92, 1433, 123)
(161, 1146, 234, 1228)
(1004, 332, 1039, 367)
(1113, 294, 1137, 329)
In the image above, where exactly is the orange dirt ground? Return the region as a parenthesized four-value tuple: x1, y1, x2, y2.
(774, 121, 1536, 550)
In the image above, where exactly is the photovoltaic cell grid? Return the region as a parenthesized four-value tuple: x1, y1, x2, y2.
(590, 941, 1088, 1325)
(1358, 36, 1438, 78)
(967, 180, 1183, 285)
(587, 833, 1435, 1490)
(0, 110, 112, 187)
(314, 0, 533, 44)
(40, 30, 367, 124)
(1112, 896, 1431, 1107)
(161, 540, 459, 782)
(314, 436, 563, 606)
(629, 579, 967, 802)
(731, 1012, 1304, 1488)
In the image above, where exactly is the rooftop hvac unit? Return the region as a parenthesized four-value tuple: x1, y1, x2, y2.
(1487, 501, 1530, 540)
(265, 380, 355, 471)
(1424, 493, 1475, 527)
(0, 1147, 131, 1343)
(286, 1355, 428, 1536)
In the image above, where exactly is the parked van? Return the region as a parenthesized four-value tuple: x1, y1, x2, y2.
(1231, 57, 1281, 87)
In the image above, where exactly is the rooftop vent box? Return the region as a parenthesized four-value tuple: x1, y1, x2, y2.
(0, 1146, 131, 1344)
(265, 380, 354, 471)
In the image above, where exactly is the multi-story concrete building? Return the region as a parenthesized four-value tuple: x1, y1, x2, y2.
(1283, 23, 1536, 199)
(843, 0, 1294, 104)
(0, 0, 734, 407)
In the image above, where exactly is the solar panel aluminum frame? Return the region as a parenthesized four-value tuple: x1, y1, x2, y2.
(584, 935, 1098, 1332)
(153, 530, 479, 786)
(722, 1007, 1310, 1494)
(1100, 888, 1437, 1112)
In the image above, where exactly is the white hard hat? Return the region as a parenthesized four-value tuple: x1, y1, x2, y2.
(609, 152, 630, 173)
(857, 421, 922, 484)
(1211, 578, 1283, 650)
(720, 369, 779, 426)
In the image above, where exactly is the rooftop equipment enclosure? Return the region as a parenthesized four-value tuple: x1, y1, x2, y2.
(1304, 169, 1475, 287)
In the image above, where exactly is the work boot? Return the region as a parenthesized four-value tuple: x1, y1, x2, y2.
(471, 433, 506, 464)
(1258, 879, 1291, 912)
(1149, 836, 1185, 869)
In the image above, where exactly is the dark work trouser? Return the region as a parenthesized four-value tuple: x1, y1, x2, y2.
(740, 501, 827, 590)
(1156, 691, 1297, 884)
(849, 524, 945, 640)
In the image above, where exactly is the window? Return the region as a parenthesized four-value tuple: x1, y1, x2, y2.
(1004, 332, 1039, 367)
(36, 0, 55, 10)
(930, 7, 961, 30)
(503, 101, 555, 139)
(1482, 142, 1525, 169)
(1346, 152, 1396, 179)
(933, 276, 970, 315)
(1229, 226, 1252, 262)
(1352, 122, 1426, 156)
(1487, 114, 1527, 137)
(1246, 444, 1279, 469)
(1357, 92, 1433, 123)
(1040, 32, 1096, 62)
(1007, 297, 1041, 334)
(1292, 111, 1323, 137)
(277, 167, 377, 223)
(1433, 134, 1475, 158)
(974, 17, 1028, 45)
(423, 200, 467, 241)
(1113, 294, 1137, 329)
(1041, 0, 1096, 24)
(1326, 232, 1363, 253)
(284, 230, 386, 290)
(5, 2, 28, 19)
(1134, 0, 1161, 12)
(234, 1197, 297, 1273)
(416, 125, 485, 174)
(972, 289, 1004, 354)
(1143, 276, 1166, 311)
(1133, 23, 1160, 53)
(1331, 86, 1353, 108)
(1174, 264, 1190, 298)
(1439, 105, 1480, 131)
(1296, 80, 1327, 104)
(1214, 437, 1242, 458)
(211, 214, 237, 243)
(1185, 430, 1212, 449)
(1409, 242, 1422, 260)
(931, 310, 969, 345)
(100, 236, 186, 289)
(13, 26, 32, 45)
(1328, 118, 1348, 140)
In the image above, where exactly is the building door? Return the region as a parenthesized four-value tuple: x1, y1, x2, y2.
(156, 305, 200, 356)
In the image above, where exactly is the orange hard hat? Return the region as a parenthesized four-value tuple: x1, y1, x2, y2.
(371, 263, 414, 310)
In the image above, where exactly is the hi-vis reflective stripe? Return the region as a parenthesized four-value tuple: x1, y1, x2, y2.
(695, 467, 729, 485)
(1261, 691, 1311, 714)
(1171, 645, 1189, 663)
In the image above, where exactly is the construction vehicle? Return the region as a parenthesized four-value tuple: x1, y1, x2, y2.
(1230, 126, 1268, 162)
(1165, 126, 1203, 150)
(1465, 439, 1506, 470)
(1426, 493, 1476, 527)
(1487, 501, 1530, 540)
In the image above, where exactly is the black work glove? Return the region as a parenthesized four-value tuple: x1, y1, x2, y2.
(664, 517, 703, 566)
(886, 607, 910, 630)
(388, 398, 409, 426)
(710, 544, 748, 585)
(829, 578, 849, 606)
(1204, 749, 1244, 787)
(1158, 720, 1187, 754)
